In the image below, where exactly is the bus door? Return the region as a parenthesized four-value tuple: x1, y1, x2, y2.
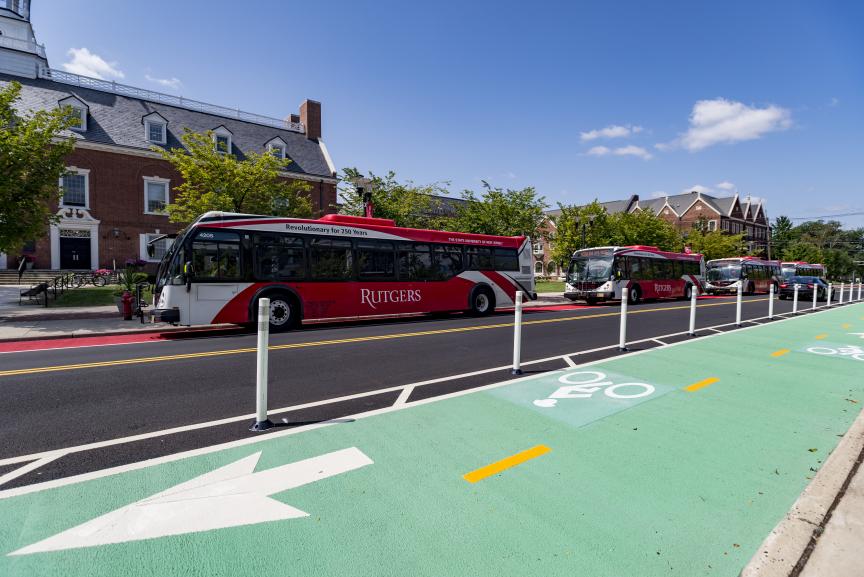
(188, 229, 244, 325)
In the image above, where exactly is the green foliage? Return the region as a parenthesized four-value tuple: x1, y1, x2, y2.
(773, 216, 864, 279)
(118, 268, 148, 293)
(338, 168, 450, 229)
(550, 202, 681, 263)
(155, 129, 312, 224)
(450, 182, 549, 239)
(0, 81, 77, 253)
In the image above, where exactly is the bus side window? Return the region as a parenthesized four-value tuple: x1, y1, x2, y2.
(357, 240, 396, 281)
(614, 256, 627, 278)
(433, 245, 463, 280)
(640, 258, 654, 279)
(465, 247, 493, 270)
(628, 257, 641, 280)
(309, 238, 353, 280)
(493, 248, 519, 272)
(254, 234, 305, 281)
(398, 243, 435, 281)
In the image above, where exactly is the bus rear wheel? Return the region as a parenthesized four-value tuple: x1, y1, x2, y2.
(469, 287, 495, 316)
(257, 294, 299, 332)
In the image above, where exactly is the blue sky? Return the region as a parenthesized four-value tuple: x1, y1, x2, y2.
(31, 0, 864, 226)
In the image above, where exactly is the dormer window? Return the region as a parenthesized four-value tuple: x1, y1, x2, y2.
(143, 112, 168, 145)
(265, 137, 287, 160)
(59, 96, 88, 132)
(212, 126, 232, 154)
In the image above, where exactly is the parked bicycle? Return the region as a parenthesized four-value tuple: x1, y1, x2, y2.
(70, 271, 112, 288)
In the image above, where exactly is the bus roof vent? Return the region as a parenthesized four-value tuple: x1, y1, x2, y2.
(318, 214, 396, 227)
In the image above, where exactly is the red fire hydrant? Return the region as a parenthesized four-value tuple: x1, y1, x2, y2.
(121, 291, 133, 321)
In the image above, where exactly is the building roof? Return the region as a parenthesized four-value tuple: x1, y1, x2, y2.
(0, 72, 335, 180)
(549, 191, 766, 221)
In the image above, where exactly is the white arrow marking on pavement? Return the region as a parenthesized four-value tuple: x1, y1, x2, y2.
(848, 333, 864, 339)
(8, 447, 373, 556)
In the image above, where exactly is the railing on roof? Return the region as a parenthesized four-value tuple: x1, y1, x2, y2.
(37, 67, 305, 133)
(0, 35, 46, 58)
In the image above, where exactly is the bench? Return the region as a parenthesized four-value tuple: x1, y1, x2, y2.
(19, 282, 49, 306)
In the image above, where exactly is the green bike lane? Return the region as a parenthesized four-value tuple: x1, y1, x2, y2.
(2, 303, 863, 577)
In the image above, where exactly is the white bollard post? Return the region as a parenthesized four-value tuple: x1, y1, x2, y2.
(839, 282, 845, 304)
(812, 281, 818, 311)
(827, 283, 832, 307)
(512, 291, 523, 375)
(618, 292, 628, 351)
(858, 281, 862, 301)
(736, 281, 743, 327)
(793, 284, 799, 314)
(688, 285, 698, 336)
(250, 298, 273, 432)
(769, 283, 775, 319)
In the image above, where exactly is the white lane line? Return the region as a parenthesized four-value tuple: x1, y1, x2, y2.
(0, 303, 826, 470)
(0, 302, 849, 500)
(0, 454, 64, 486)
(651, 338, 668, 346)
(393, 385, 413, 406)
(562, 355, 578, 368)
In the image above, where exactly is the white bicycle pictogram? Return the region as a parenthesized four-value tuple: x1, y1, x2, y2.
(533, 370, 655, 408)
(806, 345, 864, 362)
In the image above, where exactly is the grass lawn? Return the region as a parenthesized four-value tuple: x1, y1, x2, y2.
(51, 284, 152, 307)
(534, 280, 565, 293)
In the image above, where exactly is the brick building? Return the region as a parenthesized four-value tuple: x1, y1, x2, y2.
(536, 190, 770, 277)
(0, 0, 338, 271)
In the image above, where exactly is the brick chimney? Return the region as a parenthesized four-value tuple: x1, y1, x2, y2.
(285, 113, 300, 124)
(299, 100, 321, 140)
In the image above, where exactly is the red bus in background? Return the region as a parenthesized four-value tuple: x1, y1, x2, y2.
(150, 212, 536, 331)
(781, 261, 826, 280)
(564, 245, 704, 304)
(704, 257, 781, 295)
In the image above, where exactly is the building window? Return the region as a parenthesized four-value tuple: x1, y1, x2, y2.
(60, 168, 89, 208)
(707, 220, 717, 232)
(532, 241, 544, 255)
(269, 143, 286, 159)
(143, 177, 169, 214)
(145, 120, 166, 144)
(142, 233, 170, 262)
(66, 105, 87, 131)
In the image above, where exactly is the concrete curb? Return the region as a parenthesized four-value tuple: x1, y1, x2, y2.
(0, 324, 240, 344)
(740, 406, 864, 577)
(0, 310, 118, 322)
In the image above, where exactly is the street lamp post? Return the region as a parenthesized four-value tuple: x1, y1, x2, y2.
(350, 176, 375, 218)
(580, 215, 597, 249)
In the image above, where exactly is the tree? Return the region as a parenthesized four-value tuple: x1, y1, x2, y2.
(450, 182, 549, 239)
(338, 168, 450, 229)
(607, 210, 681, 251)
(549, 201, 612, 263)
(771, 215, 794, 254)
(686, 218, 745, 261)
(155, 129, 312, 224)
(0, 81, 76, 254)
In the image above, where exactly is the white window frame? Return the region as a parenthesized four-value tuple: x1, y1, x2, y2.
(145, 119, 167, 144)
(707, 220, 717, 232)
(140, 232, 170, 263)
(59, 167, 90, 209)
(67, 105, 87, 132)
(143, 176, 170, 215)
(213, 127, 232, 154)
(268, 143, 286, 159)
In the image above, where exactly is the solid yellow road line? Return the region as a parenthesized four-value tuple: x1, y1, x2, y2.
(463, 445, 551, 483)
(815, 334, 828, 340)
(0, 297, 770, 378)
(771, 349, 791, 357)
(685, 377, 720, 392)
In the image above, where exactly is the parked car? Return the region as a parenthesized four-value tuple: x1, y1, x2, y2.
(778, 276, 829, 301)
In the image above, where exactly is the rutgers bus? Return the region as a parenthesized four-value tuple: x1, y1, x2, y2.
(564, 245, 704, 304)
(704, 257, 781, 295)
(149, 211, 536, 331)
(781, 261, 826, 280)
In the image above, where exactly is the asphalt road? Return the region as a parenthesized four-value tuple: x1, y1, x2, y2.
(0, 294, 807, 487)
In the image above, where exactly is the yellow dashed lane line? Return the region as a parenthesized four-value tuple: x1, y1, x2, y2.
(685, 377, 720, 392)
(0, 297, 769, 378)
(463, 445, 551, 483)
(771, 349, 791, 357)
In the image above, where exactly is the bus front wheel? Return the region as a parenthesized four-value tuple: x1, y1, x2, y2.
(469, 287, 495, 316)
(627, 285, 641, 304)
(684, 283, 693, 300)
(257, 294, 299, 332)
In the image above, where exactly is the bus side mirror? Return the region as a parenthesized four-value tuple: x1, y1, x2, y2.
(183, 261, 193, 292)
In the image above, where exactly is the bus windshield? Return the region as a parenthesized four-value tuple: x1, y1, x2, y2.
(568, 256, 613, 282)
(781, 267, 796, 280)
(707, 265, 741, 281)
(154, 230, 187, 289)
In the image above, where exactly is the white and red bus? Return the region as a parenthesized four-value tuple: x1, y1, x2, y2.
(150, 211, 536, 330)
(563, 245, 704, 304)
(781, 261, 826, 280)
(704, 257, 781, 295)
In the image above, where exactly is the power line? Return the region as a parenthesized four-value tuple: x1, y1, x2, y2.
(789, 211, 864, 220)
